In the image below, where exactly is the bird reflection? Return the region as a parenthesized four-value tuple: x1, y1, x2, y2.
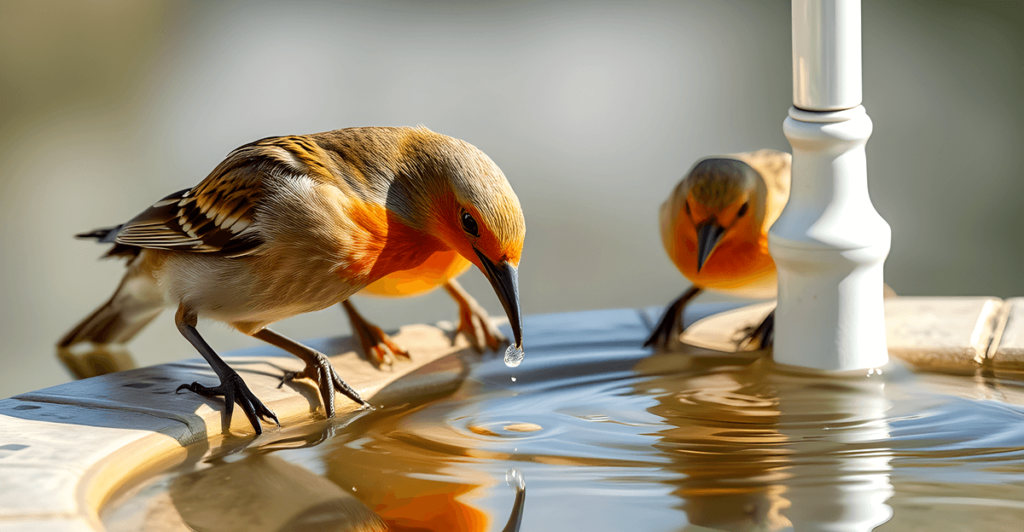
(635, 352, 790, 531)
(166, 454, 385, 531)
(633, 349, 893, 532)
(143, 423, 381, 532)
(321, 403, 495, 532)
(57, 345, 137, 379)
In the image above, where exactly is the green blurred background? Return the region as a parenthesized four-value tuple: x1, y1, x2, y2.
(1, 0, 1022, 397)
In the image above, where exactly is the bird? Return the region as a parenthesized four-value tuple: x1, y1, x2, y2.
(59, 126, 526, 435)
(341, 253, 508, 367)
(644, 149, 791, 350)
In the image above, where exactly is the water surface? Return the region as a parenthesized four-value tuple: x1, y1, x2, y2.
(104, 309, 1024, 531)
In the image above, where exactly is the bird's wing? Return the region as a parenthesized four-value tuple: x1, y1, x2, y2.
(734, 149, 792, 228)
(114, 138, 318, 257)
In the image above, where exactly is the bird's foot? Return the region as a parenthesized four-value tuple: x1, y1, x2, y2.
(176, 372, 279, 435)
(345, 306, 410, 368)
(356, 323, 411, 368)
(643, 286, 703, 351)
(736, 311, 774, 350)
(278, 350, 369, 417)
(455, 297, 508, 353)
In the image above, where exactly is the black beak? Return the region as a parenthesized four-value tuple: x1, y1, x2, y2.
(475, 249, 523, 349)
(696, 221, 726, 273)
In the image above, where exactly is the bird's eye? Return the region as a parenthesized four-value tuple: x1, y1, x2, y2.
(737, 202, 749, 217)
(461, 210, 480, 237)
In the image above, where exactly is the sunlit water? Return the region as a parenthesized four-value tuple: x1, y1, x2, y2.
(103, 308, 1024, 532)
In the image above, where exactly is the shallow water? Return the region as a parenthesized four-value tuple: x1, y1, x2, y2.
(104, 309, 1024, 532)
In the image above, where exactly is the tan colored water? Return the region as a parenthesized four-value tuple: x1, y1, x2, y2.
(103, 309, 1024, 531)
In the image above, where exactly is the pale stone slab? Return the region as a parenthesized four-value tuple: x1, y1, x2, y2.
(993, 297, 1024, 371)
(680, 297, 1007, 372)
(0, 466, 80, 518)
(885, 297, 1003, 371)
(0, 399, 189, 522)
(0, 518, 96, 532)
(680, 302, 775, 352)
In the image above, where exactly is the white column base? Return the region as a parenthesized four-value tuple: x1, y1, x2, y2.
(769, 105, 891, 372)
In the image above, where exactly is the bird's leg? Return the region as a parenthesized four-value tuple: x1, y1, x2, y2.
(444, 278, 508, 352)
(340, 300, 410, 368)
(173, 305, 279, 435)
(251, 327, 369, 418)
(643, 286, 703, 350)
(737, 310, 774, 350)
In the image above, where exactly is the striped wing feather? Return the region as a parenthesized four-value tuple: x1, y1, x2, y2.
(114, 149, 272, 257)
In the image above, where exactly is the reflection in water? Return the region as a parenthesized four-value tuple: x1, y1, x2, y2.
(635, 355, 793, 531)
(637, 352, 894, 531)
(57, 345, 137, 379)
(104, 311, 1024, 532)
(169, 452, 386, 532)
(502, 468, 526, 532)
(774, 373, 893, 532)
(323, 402, 495, 531)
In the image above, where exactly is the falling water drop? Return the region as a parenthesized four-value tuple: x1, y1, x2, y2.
(504, 345, 525, 368)
(511, 376, 517, 382)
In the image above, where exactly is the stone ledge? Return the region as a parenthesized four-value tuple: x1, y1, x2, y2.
(993, 298, 1024, 371)
(681, 296, 1020, 374)
(0, 322, 482, 531)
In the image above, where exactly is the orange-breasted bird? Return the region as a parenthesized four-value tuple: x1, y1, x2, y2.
(59, 126, 526, 434)
(341, 256, 507, 367)
(644, 149, 790, 350)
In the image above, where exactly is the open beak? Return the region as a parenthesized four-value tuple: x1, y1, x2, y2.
(474, 249, 522, 349)
(696, 221, 726, 273)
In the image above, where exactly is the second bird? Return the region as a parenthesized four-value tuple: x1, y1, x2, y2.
(645, 149, 790, 350)
(59, 126, 526, 434)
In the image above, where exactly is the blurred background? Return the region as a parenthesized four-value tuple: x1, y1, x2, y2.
(1, 0, 1022, 397)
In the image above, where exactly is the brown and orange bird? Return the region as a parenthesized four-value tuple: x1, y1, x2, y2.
(341, 252, 507, 368)
(644, 149, 790, 350)
(59, 126, 526, 434)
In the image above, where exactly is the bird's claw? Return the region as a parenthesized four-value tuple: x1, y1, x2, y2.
(368, 335, 411, 368)
(352, 319, 411, 368)
(280, 351, 368, 417)
(644, 302, 685, 350)
(176, 373, 279, 435)
(735, 312, 775, 351)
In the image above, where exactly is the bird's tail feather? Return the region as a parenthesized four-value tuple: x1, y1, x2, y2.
(76, 224, 141, 260)
(76, 225, 121, 243)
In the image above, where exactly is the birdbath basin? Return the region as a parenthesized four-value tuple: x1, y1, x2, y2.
(3, 299, 1024, 531)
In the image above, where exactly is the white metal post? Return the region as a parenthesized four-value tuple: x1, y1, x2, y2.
(768, 0, 891, 371)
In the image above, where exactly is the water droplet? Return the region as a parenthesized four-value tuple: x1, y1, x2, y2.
(511, 376, 517, 382)
(505, 468, 526, 491)
(504, 345, 525, 368)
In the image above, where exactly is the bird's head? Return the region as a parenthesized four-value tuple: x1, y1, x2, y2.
(403, 131, 526, 349)
(672, 157, 763, 272)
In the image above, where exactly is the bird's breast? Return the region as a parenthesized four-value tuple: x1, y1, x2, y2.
(360, 249, 471, 298)
(674, 236, 777, 298)
(337, 199, 448, 287)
